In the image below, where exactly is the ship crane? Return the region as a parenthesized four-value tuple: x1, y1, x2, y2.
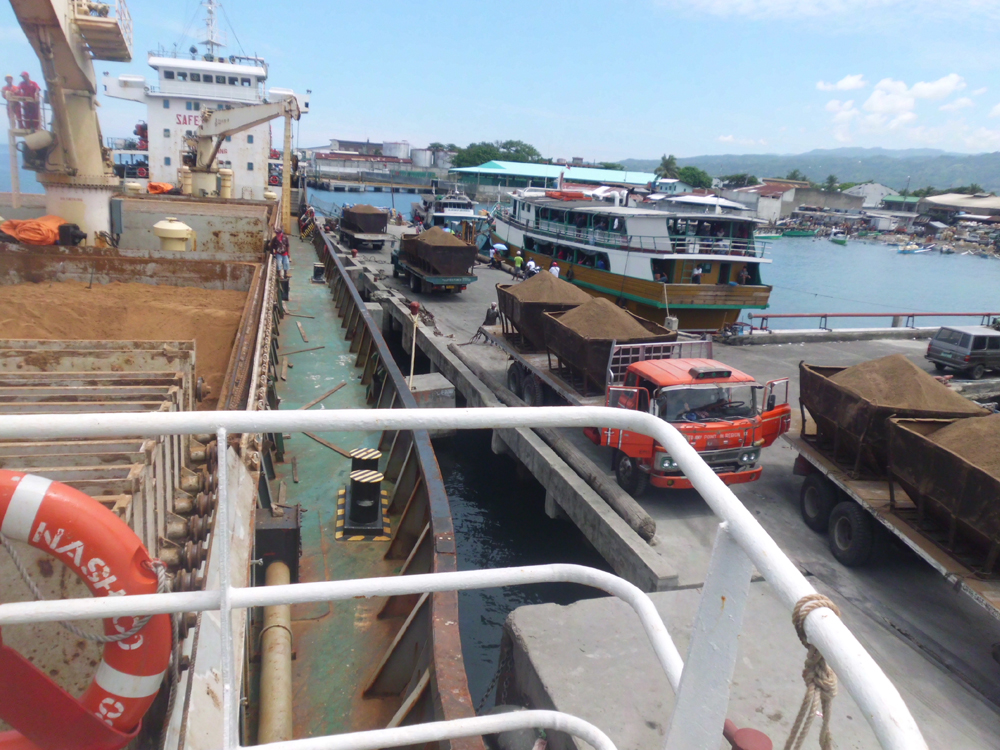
(186, 95, 302, 231)
(8, 0, 133, 238)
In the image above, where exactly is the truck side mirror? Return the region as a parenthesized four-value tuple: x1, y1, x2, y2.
(766, 394, 776, 412)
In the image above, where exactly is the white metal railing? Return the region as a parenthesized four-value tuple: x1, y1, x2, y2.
(0, 407, 928, 750)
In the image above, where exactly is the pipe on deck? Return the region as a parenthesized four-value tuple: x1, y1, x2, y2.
(259, 561, 293, 743)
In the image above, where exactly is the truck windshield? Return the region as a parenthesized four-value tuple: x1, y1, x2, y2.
(656, 383, 757, 422)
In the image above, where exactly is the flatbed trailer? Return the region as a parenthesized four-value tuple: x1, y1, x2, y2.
(391, 250, 477, 294)
(480, 324, 713, 406)
(338, 225, 392, 251)
(784, 431, 1000, 621)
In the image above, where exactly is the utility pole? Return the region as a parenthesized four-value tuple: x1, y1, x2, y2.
(282, 110, 292, 234)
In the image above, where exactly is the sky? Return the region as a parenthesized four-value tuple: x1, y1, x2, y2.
(3, 0, 1000, 160)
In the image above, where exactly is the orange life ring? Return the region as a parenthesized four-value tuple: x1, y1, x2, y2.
(269, 175, 279, 185)
(136, 167, 148, 178)
(0, 471, 171, 747)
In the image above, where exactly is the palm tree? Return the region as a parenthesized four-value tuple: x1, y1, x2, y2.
(823, 174, 839, 192)
(655, 154, 679, 180)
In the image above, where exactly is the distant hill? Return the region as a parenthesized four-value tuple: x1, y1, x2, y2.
(620, 148, 1000, 191)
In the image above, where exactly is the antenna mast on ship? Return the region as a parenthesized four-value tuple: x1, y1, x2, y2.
(199, 0, 226, 58)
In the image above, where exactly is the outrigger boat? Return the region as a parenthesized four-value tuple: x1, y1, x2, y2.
(781, 229, 817, 237)
(492, 190, 772, 332)
(829, 231, 848, 246)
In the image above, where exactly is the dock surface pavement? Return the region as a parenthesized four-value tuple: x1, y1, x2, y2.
(347, 228, 1000, 747)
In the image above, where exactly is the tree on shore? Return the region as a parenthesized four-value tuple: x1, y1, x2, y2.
(599, 162, 625, 171)
(655, 154, 679, 179)
(451, 140, 542, 168)
(823, 174, 839, 191)
(677, 165, 713, 189)
(786, 169, 807, 182)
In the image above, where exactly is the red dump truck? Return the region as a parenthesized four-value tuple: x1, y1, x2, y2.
(482, 326, 792, 494)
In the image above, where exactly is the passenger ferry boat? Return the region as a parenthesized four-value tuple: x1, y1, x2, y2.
(492, 191, 772, 332)
(412, 190, 479, 228)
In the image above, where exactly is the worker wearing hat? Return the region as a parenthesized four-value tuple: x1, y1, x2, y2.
(1, 75, 21, 130)
(17, 72, 40, 131)
(549, 261, 560, 278)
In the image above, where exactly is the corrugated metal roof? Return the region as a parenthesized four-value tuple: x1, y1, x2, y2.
(450, 160, 657, 186)
(921, 193, 1000, 210)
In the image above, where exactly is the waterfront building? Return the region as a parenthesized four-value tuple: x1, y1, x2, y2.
(843, 181, 898, 208)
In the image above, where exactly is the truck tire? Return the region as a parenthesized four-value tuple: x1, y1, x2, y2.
(969, 363, 986, 380)
(828, 501, 875, 567)
(614, 451, 649, 497)
(506, 364, 523, 396)
(521, 375, 543, 407)
(409, 273, 421, 293)
(800, 474, 837, 533)
(932, 362, 946, 372)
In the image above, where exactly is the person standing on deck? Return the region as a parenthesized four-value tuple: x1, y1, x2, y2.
(691, 264, 703, 284)
(2, 76, 22, 129)
(17, 72, 40, 131)
(513, 251, 524, 278)
(271, 229, 291, 280)
(549, 261, 560, 278)
(483, 302, 500, 326)
(738, 266, 750, 285)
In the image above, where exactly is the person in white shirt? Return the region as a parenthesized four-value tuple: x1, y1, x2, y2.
(525, 259, 537, 276)
(549, 261, 560, 278)
(691, 264, 703, 284)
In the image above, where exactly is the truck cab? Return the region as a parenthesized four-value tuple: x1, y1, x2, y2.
(588, 358, 790, 494)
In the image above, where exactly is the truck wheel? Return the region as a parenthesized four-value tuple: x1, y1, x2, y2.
(969, 363, 986, 380)
(614, 451, 649, 497)
(521, 375, 543, 406)
(828, 501, 875, 567)
(409, 273, 421, 293)
(506, 364, 523, 396)
(800, 474, 837, 533)
(932, 362, 946, 372)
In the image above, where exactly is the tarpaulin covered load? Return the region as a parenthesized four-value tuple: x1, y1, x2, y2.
(0, 215, 70, 246)
(799, 354, 987, 477)
(342, 204, 388, 235)
(147, 182, 175, 195)
(401, 227, 477, 277)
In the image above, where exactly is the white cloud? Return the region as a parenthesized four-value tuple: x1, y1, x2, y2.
(826, 99, 859, 122)
(965, 127, 1000, 151)
(655, 0, 1000, 22)
(910, 73, 966, 100)
(717, 135, 736, 143)
(940, 97, 974, 112)
(817, 74, 867, 92)
(973, 87, 989, 96)
(990, 103, 1000, 118)
(864, 79, 915, 115)
(717, 134, 767, 146)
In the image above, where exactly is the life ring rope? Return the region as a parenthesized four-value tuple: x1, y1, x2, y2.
(0, 471, 172, 744)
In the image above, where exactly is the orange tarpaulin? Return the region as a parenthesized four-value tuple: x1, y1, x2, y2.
(0, 215, 67, 245)
(147, 182, 174, 194)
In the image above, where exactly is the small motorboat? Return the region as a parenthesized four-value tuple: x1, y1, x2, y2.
(829, 231, 847, 246)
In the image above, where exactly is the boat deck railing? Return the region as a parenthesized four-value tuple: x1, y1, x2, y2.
(0, 404, 928, 750)
(502, 214, 767, 257)
(750, 310, 1000, 331)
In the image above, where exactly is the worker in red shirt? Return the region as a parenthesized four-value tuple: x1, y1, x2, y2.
(18, 72, 40, 131)
(2, 75, 21, 129)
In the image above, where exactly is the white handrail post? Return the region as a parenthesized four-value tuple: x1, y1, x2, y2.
(663, 523, 753, 750)
(217, 427, 237, 749)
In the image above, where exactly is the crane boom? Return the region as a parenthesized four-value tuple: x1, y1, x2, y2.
(190, 96, 301, 172)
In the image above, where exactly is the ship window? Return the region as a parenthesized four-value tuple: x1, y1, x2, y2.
(193, 102, 200, 110)
(216, 75, 226, 84)
(186, 101, 192, 110)
(164, 156, 172, 166)
(229, 77, 238, 85)
(247, 162, 254, 171)
(241, 78, 251, 86)
(176, 72, 188, 81)
(163, 99, 170, 108)
(163, 70, 175, 80)
(190, 73, 201, 82)
(247, 135, 254, 144)
(163, 128, 170, 137)
(185, 130, 192, 136)
(226, 136, 232, 142)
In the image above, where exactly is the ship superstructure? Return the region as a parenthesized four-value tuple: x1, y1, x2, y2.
(102, 0, 308, 200)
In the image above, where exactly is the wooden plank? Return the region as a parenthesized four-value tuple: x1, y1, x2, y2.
(276, 346, 325, 356)
(296, 321, 309, 343)
(291, 455, 299, 483)
(298, 382, 347, 410)
(280, 358, 288, 381)
(303, 431, 352, 458)
(287, 313, 315, 319)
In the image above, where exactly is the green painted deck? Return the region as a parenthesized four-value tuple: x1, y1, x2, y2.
(267, 236, 403, 738)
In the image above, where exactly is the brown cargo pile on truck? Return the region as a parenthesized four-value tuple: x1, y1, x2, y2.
(542, 298, 676, 393)
(496, 274, 592, 349)
(828, 354, 981, 412)
(928, 413, 1000, 478)
(342, 204, 388, 235)
(800, 354, 988, 477)
(0, 280, 246, 410)
(402, 227, 477, 277)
